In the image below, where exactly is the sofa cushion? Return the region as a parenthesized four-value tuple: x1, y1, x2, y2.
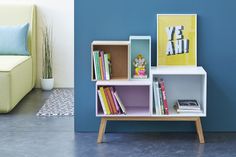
(0, 23, 29, 55)
(0, 56, 31, 71)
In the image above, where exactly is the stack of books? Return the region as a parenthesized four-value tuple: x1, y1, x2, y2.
(97, 86, 126, 115)
(174, 100, 202, 113)
(153, 78, 169, 115)
(93, 50, 111, 80)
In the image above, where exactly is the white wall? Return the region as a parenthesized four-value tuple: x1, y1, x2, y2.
(0, 0, 74, 88)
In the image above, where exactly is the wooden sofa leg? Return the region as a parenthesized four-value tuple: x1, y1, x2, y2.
(97, 118, 107, 143)
(195, 117, 205, 144)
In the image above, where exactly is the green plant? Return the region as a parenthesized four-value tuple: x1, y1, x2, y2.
(42, 26, 53, 79)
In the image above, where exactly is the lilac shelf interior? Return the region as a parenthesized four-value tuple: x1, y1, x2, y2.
(97, 85, 150, 116)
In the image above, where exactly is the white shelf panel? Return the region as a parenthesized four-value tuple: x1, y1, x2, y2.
(92, 41, 129, 45)
(129, 36, 151, 40)
(96, 80, 152, 86)
(97, 106, 151, 117)
(151, 66, 206, 75)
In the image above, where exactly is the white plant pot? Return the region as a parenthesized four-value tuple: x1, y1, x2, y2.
(41, 78, 54, 90)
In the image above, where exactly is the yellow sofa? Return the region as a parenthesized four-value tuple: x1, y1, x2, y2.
(0, 5, 36, 113)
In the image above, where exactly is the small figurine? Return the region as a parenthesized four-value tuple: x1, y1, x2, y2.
(133, 54, 147, 79)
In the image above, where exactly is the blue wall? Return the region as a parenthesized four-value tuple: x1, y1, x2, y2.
(75, 0, 236, 132)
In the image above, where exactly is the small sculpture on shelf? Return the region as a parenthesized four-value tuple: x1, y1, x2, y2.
(133, 54, 147, 79)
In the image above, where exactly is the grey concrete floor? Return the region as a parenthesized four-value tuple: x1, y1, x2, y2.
(1, 89, 236, 157)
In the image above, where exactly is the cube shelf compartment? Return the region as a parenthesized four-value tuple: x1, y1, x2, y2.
(96, 81, 152, 117)
(151, 66, 207, 117)
(91, 41, 129, 81)
(130, 36, 151, 80)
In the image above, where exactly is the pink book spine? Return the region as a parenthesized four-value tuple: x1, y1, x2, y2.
(100, 51, 106, 80)
(110, 87, 120, 113)
(160, 79, 169, 114)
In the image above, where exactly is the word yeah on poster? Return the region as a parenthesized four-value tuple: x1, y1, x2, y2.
(157, 14, 197, 66)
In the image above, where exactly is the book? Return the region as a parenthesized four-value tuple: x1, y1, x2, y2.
(160, 79, 169, 114)
(177, 99, 200, 110)
(99, 56, 104, 80)
(105, 87, 118, 114)
(99, 87, 111, 114)
(153, 82, 158, 114)
(93, 51, 101, 80)
(110, 87, 120, 113)
(114, 91, 126, 114)
(159, 87, 165, 115)
(97, 90, 107, 114)
(176, 109, 202, 113)
(100, 51, 106, 80)
(153, 82, 161, 115)
(174, 104, 202, 113)
(104, 54, 110, 80)
(104, 87, 114, 114)
(108, 53, 112, 77)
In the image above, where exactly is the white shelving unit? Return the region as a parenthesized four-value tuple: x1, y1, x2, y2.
(92, 38, 207, 144)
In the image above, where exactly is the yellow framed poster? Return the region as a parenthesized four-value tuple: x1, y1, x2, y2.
(157, 14, 197, 66)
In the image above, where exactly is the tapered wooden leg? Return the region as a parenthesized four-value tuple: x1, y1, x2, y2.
(97, 118, 107, 143)
(195, 118, 205, 144)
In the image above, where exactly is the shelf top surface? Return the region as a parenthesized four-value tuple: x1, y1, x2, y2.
(92, 41, 129, 45)
(151, 66, 206, 75)
(96, 80, 152, 86)
(129, 36, 151, 40)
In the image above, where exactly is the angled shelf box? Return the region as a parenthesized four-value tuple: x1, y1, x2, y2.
(151, 66, 207, 117)
(129, 36, 151, 80)
(91, 41, 129, 81)
(96, 80, 152, 117)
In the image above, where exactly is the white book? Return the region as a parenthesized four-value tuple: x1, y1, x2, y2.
(153, 82, 161, 115)
(114, 91, 126, 114)
(155, 81, 161, 115)
(177, 109, 202, 113)
(97, 90, 107, 115)
(104, 54, 110, 80)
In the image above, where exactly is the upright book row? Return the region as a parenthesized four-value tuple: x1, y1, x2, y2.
(97, 86, 126, 115)
(153, 79, 169, 115)
(93, 51, 111, 80)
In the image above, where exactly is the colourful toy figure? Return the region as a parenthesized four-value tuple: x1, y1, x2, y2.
(133, 54, 147, 79)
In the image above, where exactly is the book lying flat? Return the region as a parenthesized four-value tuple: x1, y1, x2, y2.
(176, 109, 202, 113)
(177, 99, 200, 110)
(174, 103, 202, 113)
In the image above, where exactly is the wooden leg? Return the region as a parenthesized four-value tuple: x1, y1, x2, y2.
(195, 118, 205, 144)
(97, 118, 107, 143)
